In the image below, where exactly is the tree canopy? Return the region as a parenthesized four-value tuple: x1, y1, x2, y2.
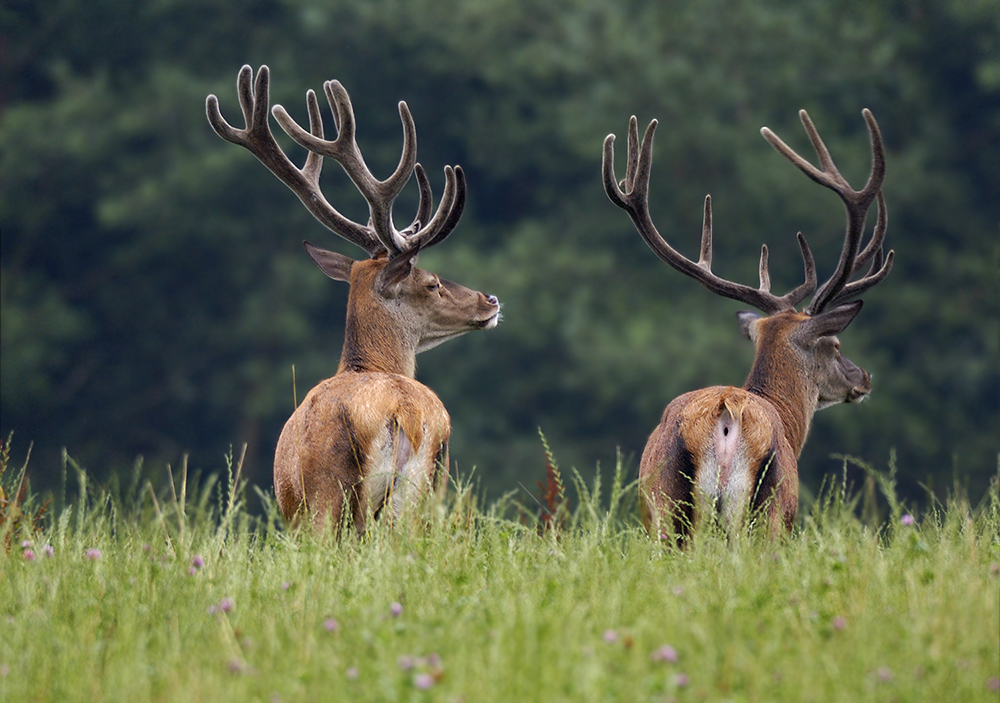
(2, 0, 997, 502)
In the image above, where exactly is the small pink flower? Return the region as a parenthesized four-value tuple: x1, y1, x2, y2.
(43, 545, 54, 557)
(900, 514, 914, 526)
(426, 653, 442, 668)
(674, 673, 689, 687)
(651, 645, 679, 663)
(191, 555, 204, 569)
(987, 677, 999, 692)
(414, 673, 435, 690)
(390, 602, 403, 617)
(397, 655, 414, 671)
(324, 618, 339, 632)
(282, 582, 291, 590)
(219, 598, 234, 613)
(346, 666, 359, 680)
(21, 540, 30, 548)
(86, 549, 101, 561)
(832, 616, 847, 631)
(22, 549, 35, 561)
(602, 629, 618, 643)
(188, 566, 197, 576)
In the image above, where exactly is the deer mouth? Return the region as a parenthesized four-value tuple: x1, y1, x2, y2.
(846, 386, 870, 403)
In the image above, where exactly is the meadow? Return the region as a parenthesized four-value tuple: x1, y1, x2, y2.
(2, 441, 998, 703)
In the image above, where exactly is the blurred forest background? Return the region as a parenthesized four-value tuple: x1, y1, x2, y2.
(2, 0, 997, 506)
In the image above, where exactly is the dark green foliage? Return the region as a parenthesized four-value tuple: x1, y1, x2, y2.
(1, 0, 997, 501)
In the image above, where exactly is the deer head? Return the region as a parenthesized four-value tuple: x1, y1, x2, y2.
(206, 66, 500, 379)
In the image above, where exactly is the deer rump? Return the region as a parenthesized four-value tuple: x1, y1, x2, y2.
(639, 387, 798, 539)
(274, 372, 449, 532)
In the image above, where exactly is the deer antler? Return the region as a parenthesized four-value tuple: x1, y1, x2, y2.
(206, 65, 465, 259)
(603, 116, 817, 315)
(761, 109, 892, 314)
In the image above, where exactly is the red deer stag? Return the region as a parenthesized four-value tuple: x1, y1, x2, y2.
(603, 109, 890, 539)
(206, 66, 500, 532)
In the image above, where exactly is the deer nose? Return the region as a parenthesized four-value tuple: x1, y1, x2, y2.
(487, 295, 499, 306)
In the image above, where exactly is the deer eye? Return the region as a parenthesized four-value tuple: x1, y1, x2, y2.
(427, 280, 440, 291)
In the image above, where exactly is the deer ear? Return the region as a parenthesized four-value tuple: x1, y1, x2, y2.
(803, 300, 863, 338)
(304, 241, 355, 282)
(376, 250, 419, 297)
(737, 311, 761, 341)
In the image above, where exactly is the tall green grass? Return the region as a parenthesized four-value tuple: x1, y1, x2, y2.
(2, 444, 998, 703)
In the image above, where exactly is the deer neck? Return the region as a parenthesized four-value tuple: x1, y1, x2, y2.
(741, 339, 815, 457)
(336, 294, 417, 378)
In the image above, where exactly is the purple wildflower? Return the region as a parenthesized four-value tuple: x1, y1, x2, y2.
(390, 602, 403, 617)
(833, 616, 847, 631)
(602, 629, 618, 643)
(86, 548, 101, 561)
(191, 555, 204, 569)
(22, 549, 35, 562)
(414, 673, 435, 690)
(324, 618, 339, 632)
(21, 540, 30, 548)
(900, 514, 914, 526)
(282, 581, 291, 590)
(987, 677, 999, 692)
(219, 598, 234, 613)
(188, 566, 197, 576)
(426, 653, 442, 668)
(651, 645, 679, 663)
(674, 673, 689, 687)
(397, 655, 414, 671)
(43, 545, 54, 558)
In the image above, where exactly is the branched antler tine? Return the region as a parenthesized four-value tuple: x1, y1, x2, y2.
(420, 166, 467, 250)
(698, 195, 713, 269)
(409, 165, 456, 243)
(633, 119, 657, 205)
(301, 89, 325, 184)
(758, 245, 771, 292)
(760, 125, 830, 189)
(782, 232, 818, 308)
(324, 80, 355, 147)
(797, 109, 840, 182)
(828, 249, 894, 308)
(625, 115, 640, 191)
(852, 191, 887, 273)
(403, 163, 433, 235)
(602, 134, 628, 208)
(250, 65, 271, 132)
(860, 108, 886, 197)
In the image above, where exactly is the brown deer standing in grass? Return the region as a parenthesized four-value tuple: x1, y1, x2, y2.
(603, 109, 891, 540)
(206, 66, 500, 532)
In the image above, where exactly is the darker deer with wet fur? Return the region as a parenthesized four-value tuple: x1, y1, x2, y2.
(207, 66, 500, 532)
(604, 109, 891, 539)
